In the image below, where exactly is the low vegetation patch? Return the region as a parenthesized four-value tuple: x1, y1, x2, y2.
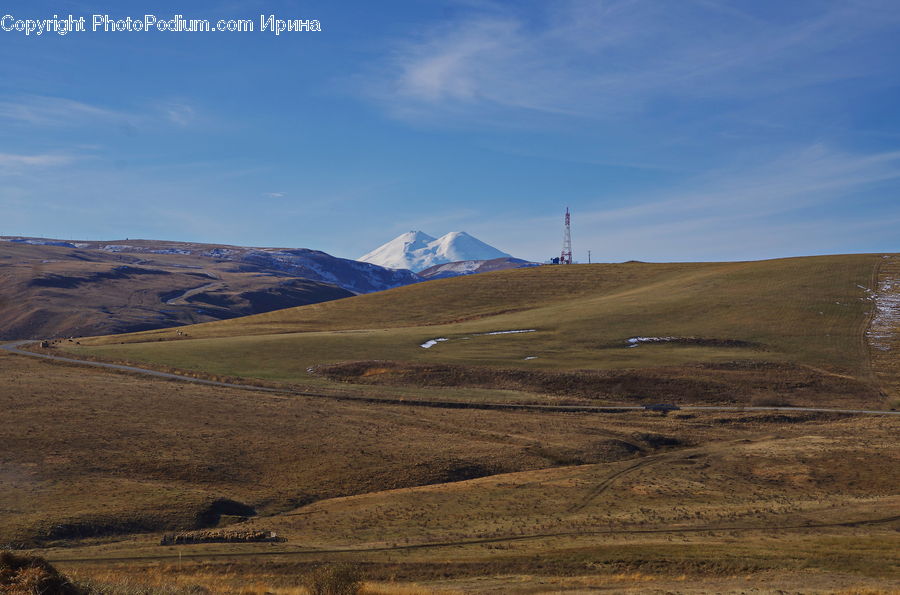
(315, 360, 878, 406)
(749, 392, 795, 407)
(302, 564, 363, 595)
(195, 498, 257, 528)
(160, 528, 282, 545)
(632, 432, 686, 448)
(0, 551, 86, 595)
(621, 336, 762, 349)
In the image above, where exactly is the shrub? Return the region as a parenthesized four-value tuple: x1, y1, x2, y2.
(0, 550, 86, 594)
(301, 563, 363, 595)
(750, 393, 793, 407)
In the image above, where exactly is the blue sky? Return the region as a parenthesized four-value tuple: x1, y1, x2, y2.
(1, 0, 899, 263)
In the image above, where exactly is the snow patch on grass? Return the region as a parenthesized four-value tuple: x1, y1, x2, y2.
(867, 267, 900, 352)
(481, 329, 536, 336)
(419, 329, 536, 349)
(420, 338, 448, 349)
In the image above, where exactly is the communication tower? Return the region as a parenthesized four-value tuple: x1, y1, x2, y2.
(560, 207, 573, 265)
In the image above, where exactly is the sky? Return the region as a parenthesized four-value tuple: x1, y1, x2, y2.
(1, 0, 899, 263)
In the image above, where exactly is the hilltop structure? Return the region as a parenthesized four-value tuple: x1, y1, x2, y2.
(560, 207, 573, 265)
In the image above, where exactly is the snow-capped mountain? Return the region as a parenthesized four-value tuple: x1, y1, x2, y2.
(359, 231, 437, 271)
(359, 231, 512, 272)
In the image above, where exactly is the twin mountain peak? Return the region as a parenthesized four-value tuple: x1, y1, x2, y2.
(359, 231, 514, 273)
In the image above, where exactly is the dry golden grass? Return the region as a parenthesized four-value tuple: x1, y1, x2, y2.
(59, 556, 900, 595)
(65, 563, 466, 594)
(0, 350, 750, 548)
(65, 254, 896, 410)
(3, 345, 897, 592)
(0, 240, 351, 340)
(79, 255, 879, 351)
(4, 254, 900, 593)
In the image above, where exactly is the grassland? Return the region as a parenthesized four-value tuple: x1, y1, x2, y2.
(65, 254, 895, 409)
(3, 347, 897, 592)
(4, 254, 899, 593)
(0, 350, 708, 549)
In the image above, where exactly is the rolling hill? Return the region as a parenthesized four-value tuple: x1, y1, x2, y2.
(67, 253, 900, 409)
(2, 346, 897, 593)
(0, 237, 421, 339)
(5, 253, 899, 593)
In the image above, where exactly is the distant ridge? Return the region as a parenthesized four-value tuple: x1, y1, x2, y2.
(418, 257, 539, 280)
(1, 236, 420, 295)
(359, 231, 512, 272)
(0, 236, 422, 339)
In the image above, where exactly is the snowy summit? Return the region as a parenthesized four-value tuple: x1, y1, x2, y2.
(359, 231, 511, 272)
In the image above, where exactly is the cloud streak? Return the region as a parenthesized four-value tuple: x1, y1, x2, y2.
(481, 143, 900, 262)
(590, 145, 900, 225)
(372, 0, 900, 123)
(359, 1, 900, 263)
(0, 96, 129, 126)
(0, 95, 202, 129)
(0, 152, 77, 171)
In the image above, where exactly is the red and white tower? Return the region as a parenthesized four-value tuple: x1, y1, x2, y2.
(560, 207, 573, 265)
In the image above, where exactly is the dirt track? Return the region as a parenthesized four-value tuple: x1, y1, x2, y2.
(45, 514, 900, 565)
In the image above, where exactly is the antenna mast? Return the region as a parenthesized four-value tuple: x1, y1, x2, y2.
(560, 207, 573, 265)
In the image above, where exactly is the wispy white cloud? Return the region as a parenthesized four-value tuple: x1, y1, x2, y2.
(160, 101, 196, 127)
(0, 152, 77, 171)
(361, 1, 900, 262)
(481, 144, 900, 261)
(370, 0, 900, 123)
(0, 96, 130, 126)
(395, 18, 519, 104)
(0, 95, 202, 129)
(588, 144, 900, 225)
(264, 192, 286, 198)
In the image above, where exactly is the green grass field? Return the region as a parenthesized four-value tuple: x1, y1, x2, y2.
(64, 254, 893, 408)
